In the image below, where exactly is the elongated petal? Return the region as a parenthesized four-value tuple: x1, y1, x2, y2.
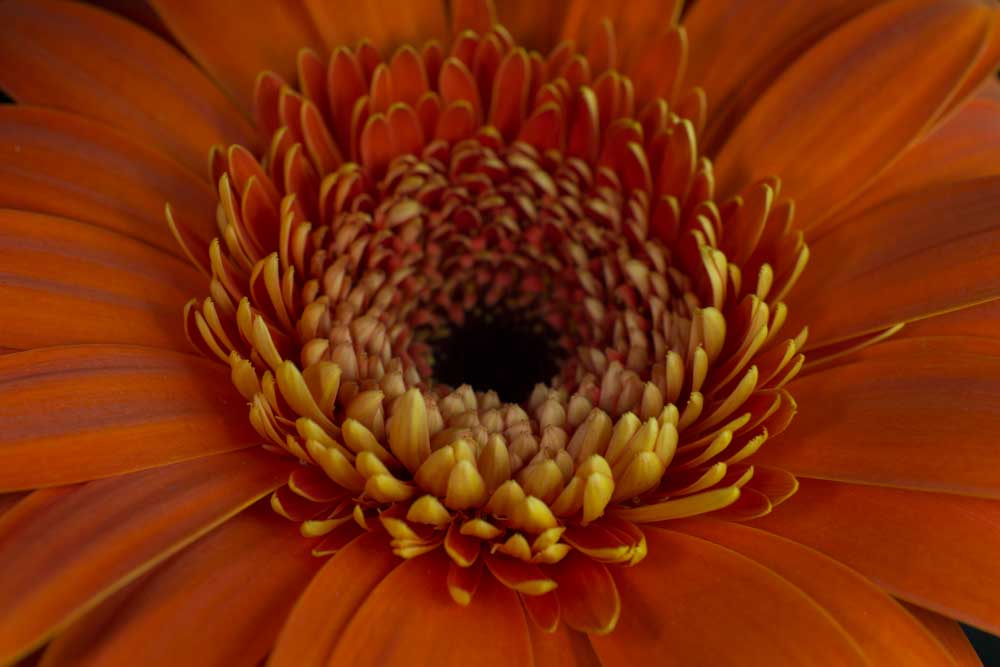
(713, 0, 993, 225)
(901, 298, 1000, 340)
(0, 210, 202, 352)
(151, 0, 325, 115)
(758, 337, 1000, 498)
(526, 622, 601, 667)
(0, 106, 215, 254)
(902, 603, 983, 667)
(0, 450, 294, 664)
(326, 550, 532, 667)
(40, 504, 320, 667)
(825, 96, 1000, 231)
(755, 478, 1000, 635)
(672, 519, 958, 665)
(789, 176, 1000, 346)
(0, 345, 261, 491)
(495, 2, 570, 52)
(589, 526, 867, 665)
(269, 533, 399, 667)
(684, 0, 879, 150)
(0, 0, 255, 174)
(304, 0, 446, 53)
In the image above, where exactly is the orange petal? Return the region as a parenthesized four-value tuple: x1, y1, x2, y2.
(0, 210, 204, 352)
(326, 549, 533, 667)
(451, 0, 495, 35)
(526, 622, 601, 667)
(0, 0, 255, 174)
(0, 345, 263, 491)
(0, 492, 27, 520)
(936, 8, 1000, 123)
(305, 0, 446, 54)
(40, 504, 321, 667)
(902, 602, 983, 667)
(789, 176, 1000, 346)
(673, 519, 958, 665)
(713, 0, 993, 226)
(757, 337, 1000, 498)
(269, 533, 398, 667)
(150, 0, 324, 116)
(823, 96, 1000, 234)
(495, 3, 570, 53)
(901, 297, 1000, 340)
(590, 526, 867, 665)
(754, 478, 1000, 635)
(559, 1, 683, 70)
(0, 449, 294, 664)
(0, 106, 216, 254)
(548, 551, 619, 635)
(684, 0, 879, 151)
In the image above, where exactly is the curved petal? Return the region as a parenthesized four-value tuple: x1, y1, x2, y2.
(269, 533, 399, 667)
(304, 0, 447, 53)
(0, 345, 261, 491)
(902, 603, 983, 667)
(0, 449, 295, 665)
(558, 0, 683, 71)
(756, 337, 1000, 498)
(754, 478, 1000, 635)
(672, 518, 959, 665)
(821, 95, 1000, 235)
(589, 526, 867, 665)
(495, 2, 571, 52)
(0, 106, 216, 254)
(526, 622, 601, 667)
(326, 550, 533, 667)
(150, 0, 325, 115)
(0, 209, 203, 352)
(683, 0, 881, 152)
(713, 0, 993, 226)
(40, 504, 320, 667)
(0, 0, 256, 175)
(901, 298, 1000, 340)
(788, 176, 1000, 346)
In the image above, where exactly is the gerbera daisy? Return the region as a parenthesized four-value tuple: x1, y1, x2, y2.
(1, 0, 999, 664)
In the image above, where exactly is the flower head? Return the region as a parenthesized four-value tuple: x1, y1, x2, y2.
(1, 0, 999, 665)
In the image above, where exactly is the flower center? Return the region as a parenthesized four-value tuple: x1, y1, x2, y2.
(426, 307, 563, 403)
(175, 14, 809, 632)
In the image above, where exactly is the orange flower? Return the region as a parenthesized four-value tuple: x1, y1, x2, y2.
(1, 0, 999, 664)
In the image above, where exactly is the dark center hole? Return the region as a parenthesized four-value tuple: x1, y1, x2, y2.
(428, 309, 565, 404)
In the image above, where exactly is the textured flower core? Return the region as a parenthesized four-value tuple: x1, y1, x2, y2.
(176, 13, 809, 633)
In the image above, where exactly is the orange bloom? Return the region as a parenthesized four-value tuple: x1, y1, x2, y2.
(1, 0, 999, 664)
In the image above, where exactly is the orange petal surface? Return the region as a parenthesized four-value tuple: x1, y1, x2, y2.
(0, 345, 261, 491)
(0, 449, 295, 664)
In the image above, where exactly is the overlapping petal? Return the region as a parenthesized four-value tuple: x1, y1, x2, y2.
(150, 0, 326, 115)
(0, 345, 261, 491)
(755, 478, 1000, 635)
(756, 337, 1000, 498)
(788, 176, 1000, 346)
(0, 210, 202, 351)
(713, 0, 994, 226)
(673, 518, 960, 665)
(0, 0, 256, 173)
(325, 549, 533, 667)
(589, 526, 868, 665)
(40, 505, 320, 667)
(0, 106, 216, 255)
(0, 451, 294, 665)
